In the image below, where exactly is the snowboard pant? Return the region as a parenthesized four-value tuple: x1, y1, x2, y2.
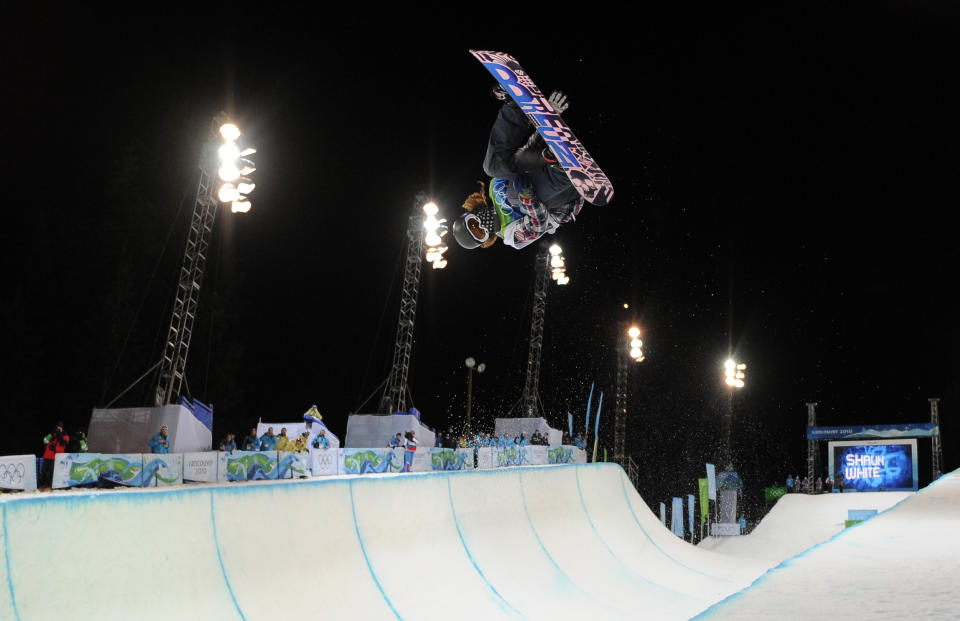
(483, 102, 580, 215)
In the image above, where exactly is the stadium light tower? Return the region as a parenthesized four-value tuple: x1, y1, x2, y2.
(464, 357, 486, 434)
(615, 323, 644, 486)
(154, 114, 256, 407)
(519, 241, 571, 418)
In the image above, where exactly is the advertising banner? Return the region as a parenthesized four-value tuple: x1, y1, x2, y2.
(341, 448, 402, 475)
(547, 446, 586, 464)
(141, 453, 182, 487)
(52, 453, 144, 488)
(828, 439, 918, 492)
(495, 445, 534, 468)
(687, 494, 695, 536)
(698, 478, 709, 524)
(671, 497, 684, 537)
(218, 451, 280, 482)
(183, 452, 219, 482)
(429, 448, 474, 471)
(764, 486, 788, 501)
(0, 455, 38, 491)
(310, 449, 339, 476)
(477, 447, 494, 470)
(808, 423, 938, 440)
(706, 463, 717, 500)
(278, 451, 310, 479)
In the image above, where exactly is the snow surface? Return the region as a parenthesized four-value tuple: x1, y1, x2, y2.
(0, 464, 956, 620)
(697, 490, 911, 563)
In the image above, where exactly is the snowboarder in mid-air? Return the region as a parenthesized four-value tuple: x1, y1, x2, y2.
(451, 88, 586, 251)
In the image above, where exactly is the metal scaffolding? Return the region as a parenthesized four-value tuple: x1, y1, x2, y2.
(379, 193, 427, 415)
(930, 398, 944, 480)
(154, 167, 218, 406)
(614, 347, 628, 463)
(806, 402, 818, 484)
(520, 244, 551, 418)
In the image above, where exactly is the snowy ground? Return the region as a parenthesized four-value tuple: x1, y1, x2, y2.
(698, 469, 960, 618)
(697, 490, 911, 564)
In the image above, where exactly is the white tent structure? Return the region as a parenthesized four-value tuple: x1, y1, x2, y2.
(87, 402, 212, 454)
(344, 413, 435, 448)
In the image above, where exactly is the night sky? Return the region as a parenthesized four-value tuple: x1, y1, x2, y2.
(5, 6, 958, 516)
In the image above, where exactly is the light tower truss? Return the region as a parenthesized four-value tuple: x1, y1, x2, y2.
(520, 244, 551, 418)
(155, 168, 218, 406)
(380, 193, 428, 415)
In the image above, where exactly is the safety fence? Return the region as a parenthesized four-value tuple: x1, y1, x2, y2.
(1, 446, 587, 491)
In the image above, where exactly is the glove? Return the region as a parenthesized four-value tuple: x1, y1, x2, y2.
(548, 90, 569, 114)
(492, 85, 508, 101)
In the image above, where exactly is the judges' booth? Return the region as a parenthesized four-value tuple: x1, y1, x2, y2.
(494, 417, 563, 446)
(344, 413, 436, 449)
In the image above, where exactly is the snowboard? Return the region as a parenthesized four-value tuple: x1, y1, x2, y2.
(470, 49, 613, 206)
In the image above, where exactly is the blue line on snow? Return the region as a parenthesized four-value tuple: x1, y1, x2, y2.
(349, 481, 403, 620)
(209, 491, 247, 620)
(2, 506, 20, 621)
(446, 476, 525, 618)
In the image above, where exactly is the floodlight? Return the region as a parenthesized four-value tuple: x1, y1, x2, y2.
(465, 357, 476, 369)
(219, 164, 240, 182)
(550, 255, 564, 268)
(219, 123, 241, 141)
(238, 159, 256, 175)
(422, 202, 439, 217)
(218, 183, 240, 203)
(628, 326, 640, 339)
(218, 142, 240, 164)
(558, 275, 570, 285)
(549, 244, 562, 256)
(240, 147, 257, 157)
(432, 259, 447, 269)
(236, 182, 256, 195)
(631, 338, 642, 349)
(630, 348, 643, 359)
(425, 231, 442, 247)
(424, 215, 440, 232)
(230, 201, 251, 213)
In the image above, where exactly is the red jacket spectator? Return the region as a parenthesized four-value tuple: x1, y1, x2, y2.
(43, 424, 70, 459)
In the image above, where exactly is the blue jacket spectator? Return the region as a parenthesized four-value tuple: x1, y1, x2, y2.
(312, 431, 331, 449)
(389, 433, 403, 448)
(786, 475, 795, 491)
(574, 435, 585, 450)
(149, 426, 171, 453)
(241, 428, 259, 451)
(497, 434, 508, 449)
(219, 434, 237, 453)
(518, 433, 527, 447)
(259, 428, 278, 451)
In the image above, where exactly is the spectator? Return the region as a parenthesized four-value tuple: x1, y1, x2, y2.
(815, 477, 823, 493)
(519, 432, 527, 447)
(802, 476, 810, 494)
(259, 427, 278, 451)
(825, 475, 834, 493)
(562, 431, 571, 445)
(389, 432, 403, 448)
(458, 435, 468, 449)
(40, 422, 70, 489)
(149, 425, 170, 454)
(403, 430, 418, 472)
(241, 427, 259, 451)
(289, 431, 307, 452)
(739, 515, 747, 534)
(574, 435, 585, 450)
(785, 474, 795, 492)
(443, 426, 458, 449)
(67, 430, 88, 453)
(313, 429, 331, 449)
(435, 431, 444, 448)
(219, 433, 237, 453)
(275, 428, 295, 452)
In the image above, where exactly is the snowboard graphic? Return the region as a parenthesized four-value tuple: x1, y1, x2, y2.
(470, 49, 613, 206)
